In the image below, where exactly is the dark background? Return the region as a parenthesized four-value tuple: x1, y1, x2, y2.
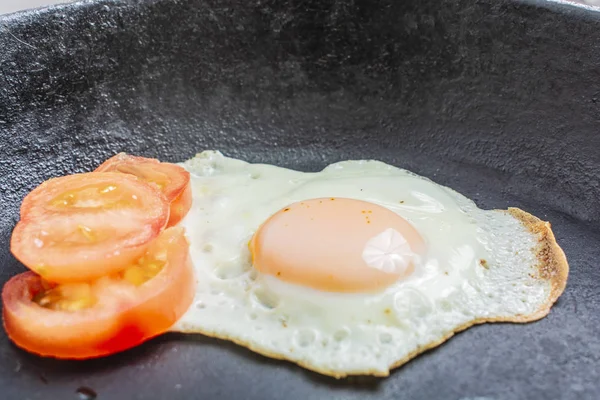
(0, 0, 599, 399)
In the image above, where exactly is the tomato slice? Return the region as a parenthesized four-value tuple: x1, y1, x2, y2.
(2, 227, 195, 359)
(12, 172, 169, 283)
(96, 154, 192, 227)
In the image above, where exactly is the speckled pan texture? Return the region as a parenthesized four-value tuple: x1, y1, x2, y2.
(0, 1, 599, 400)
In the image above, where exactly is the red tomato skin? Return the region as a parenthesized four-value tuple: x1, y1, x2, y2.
(166, 182, 192, 227)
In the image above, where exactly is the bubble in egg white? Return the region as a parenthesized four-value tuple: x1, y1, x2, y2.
(333, 328, 350, 343)
(378, 332, 393, 345)
(213, 258, 249, 280)
(294, 329, 316, 348)
(251, 288, 280, 310)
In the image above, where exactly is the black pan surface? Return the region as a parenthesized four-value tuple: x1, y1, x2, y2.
(1, 0, 599, 399)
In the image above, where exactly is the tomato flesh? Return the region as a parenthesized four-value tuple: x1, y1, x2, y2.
(32, 281, 97, 312)
(96, 154, 192, 227)
(2, 227, 195, 359)
(21, 172, 166, 220)
(12, 172, 169, 283)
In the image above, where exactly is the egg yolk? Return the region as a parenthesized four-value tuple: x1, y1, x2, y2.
(249, 198, 424, 293)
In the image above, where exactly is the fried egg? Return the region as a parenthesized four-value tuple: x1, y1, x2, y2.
(171, 150, 568, 377)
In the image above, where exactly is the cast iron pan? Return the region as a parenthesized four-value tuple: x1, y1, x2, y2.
(1, 0, 599, 399)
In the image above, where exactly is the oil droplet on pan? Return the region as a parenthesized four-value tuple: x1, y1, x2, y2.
(76, 387, 97, 400)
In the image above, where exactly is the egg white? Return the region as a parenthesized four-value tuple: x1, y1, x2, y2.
(171, 150, 567, 377)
